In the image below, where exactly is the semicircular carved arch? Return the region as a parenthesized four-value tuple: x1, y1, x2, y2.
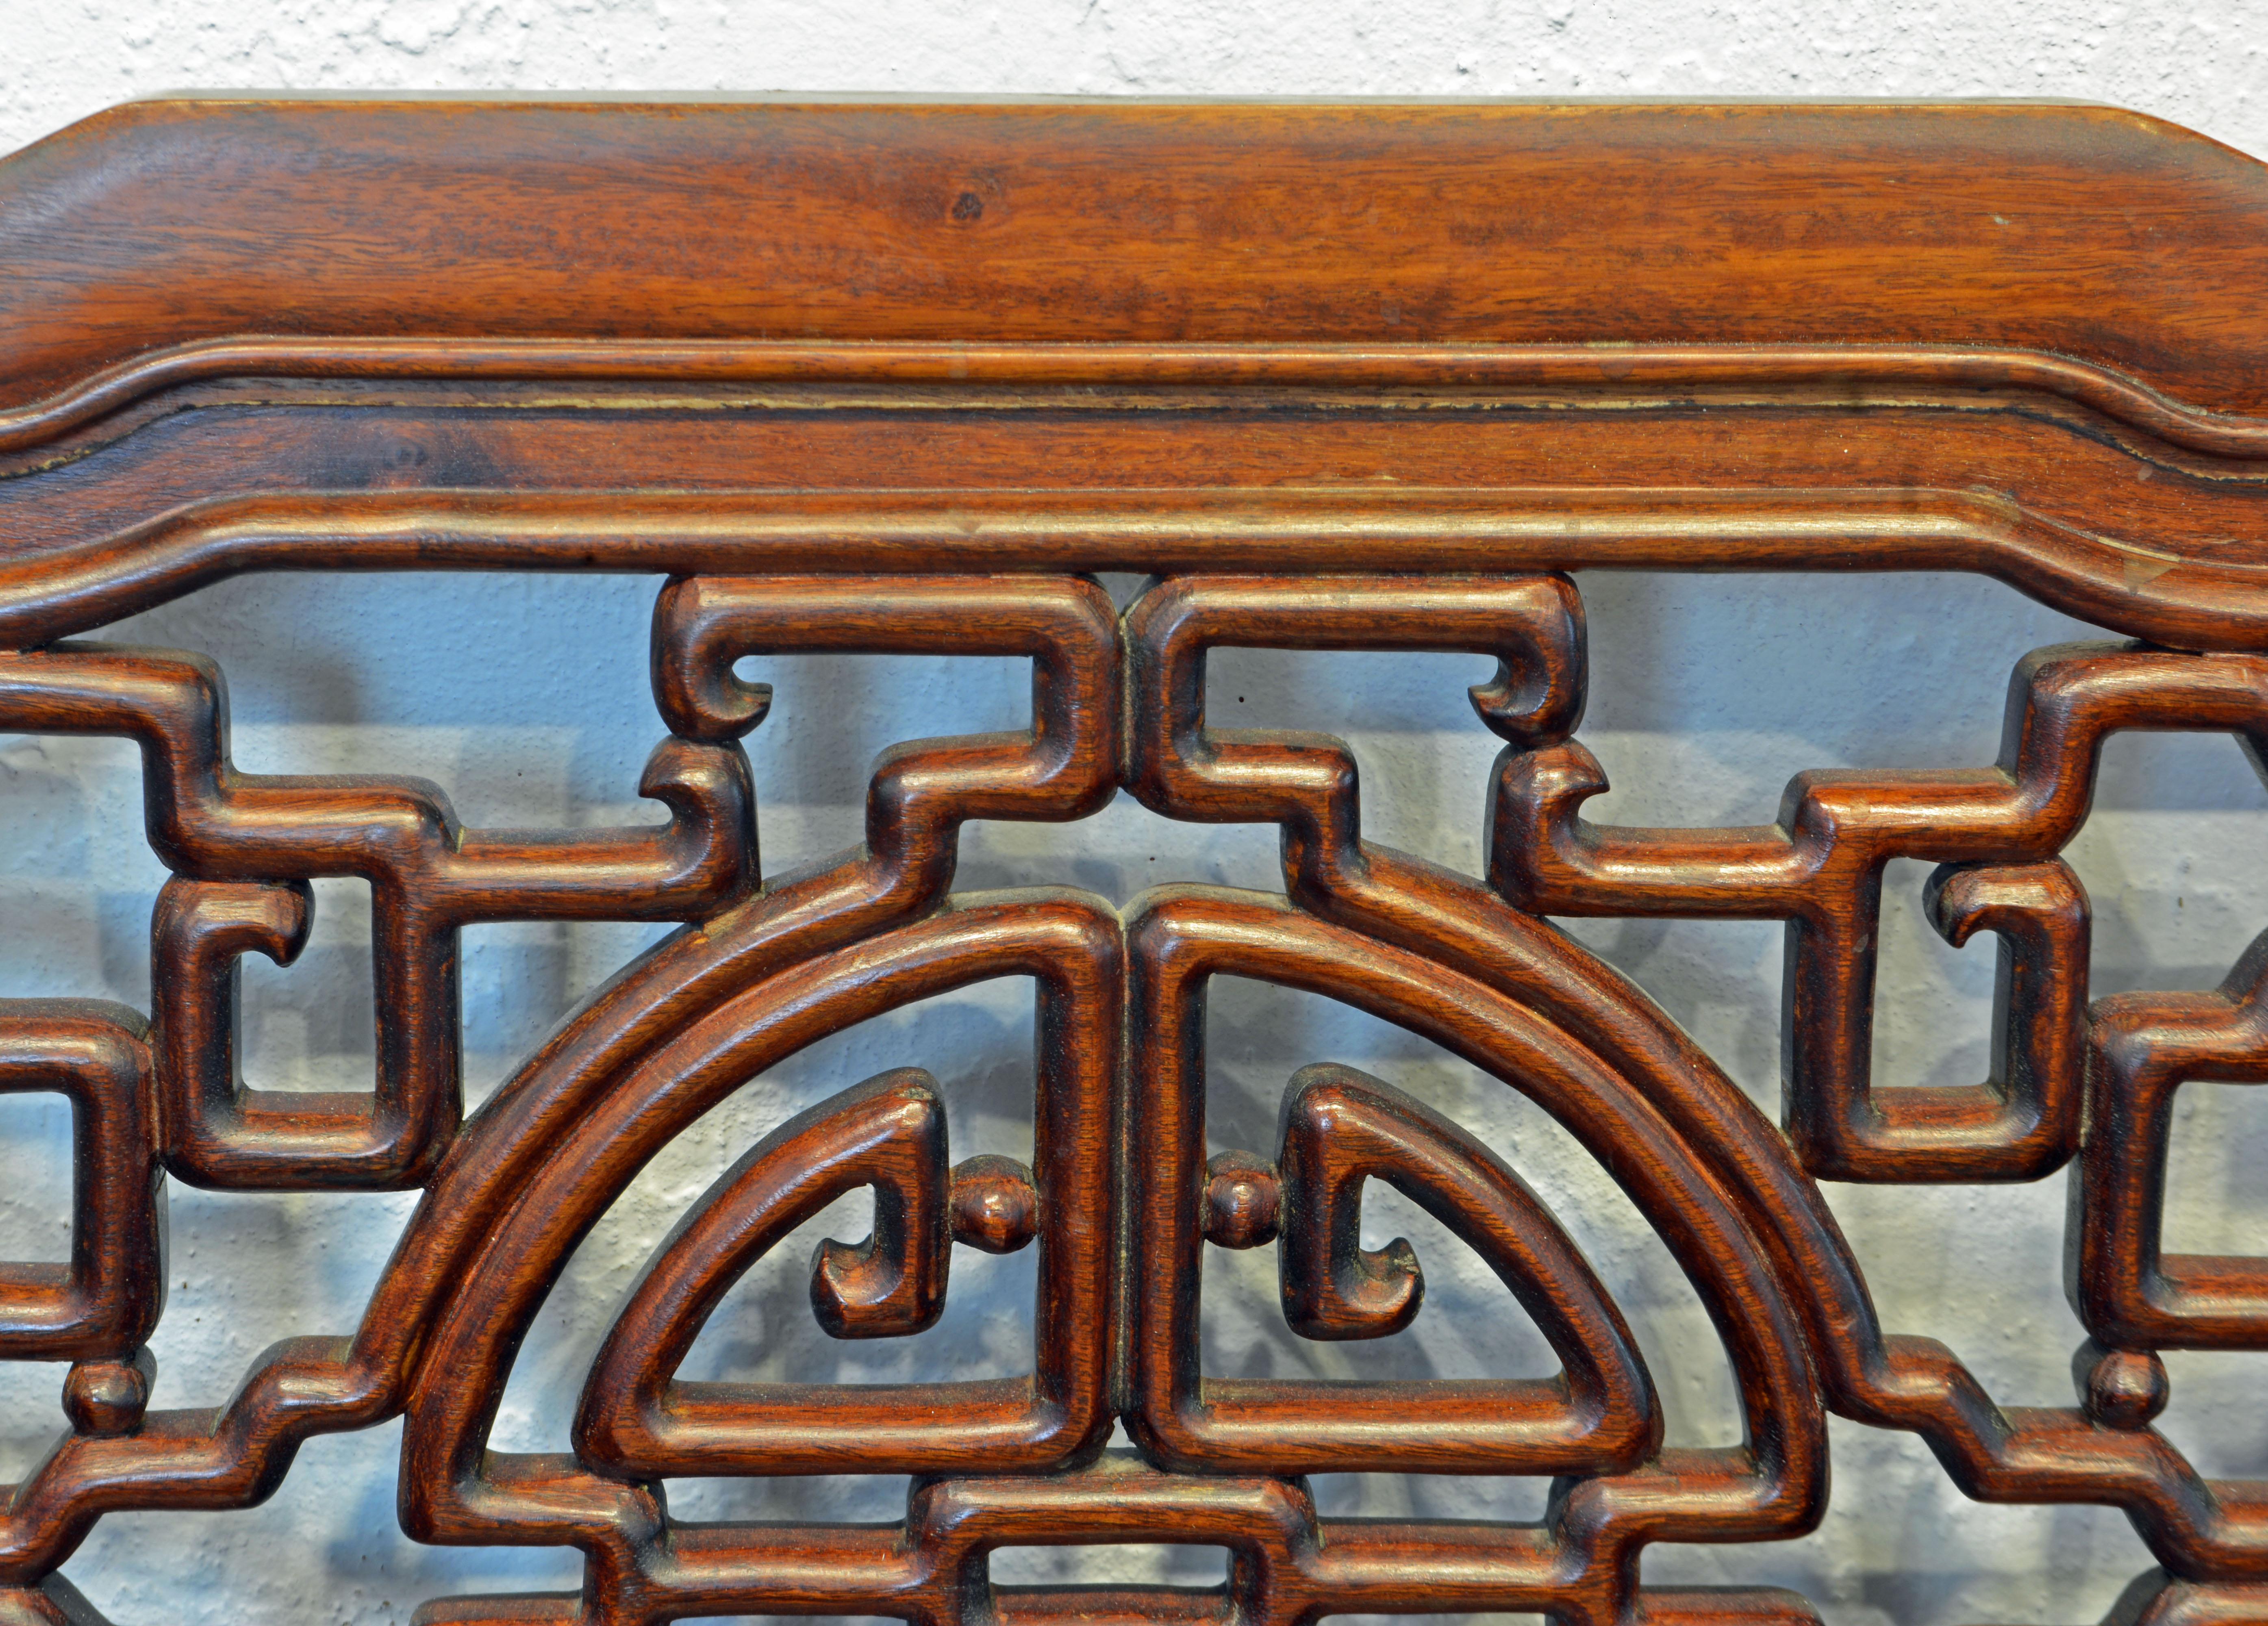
(372, 878, 1837, 1626)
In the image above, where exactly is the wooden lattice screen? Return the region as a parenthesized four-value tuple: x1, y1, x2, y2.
(0, 95, 2264, 1624)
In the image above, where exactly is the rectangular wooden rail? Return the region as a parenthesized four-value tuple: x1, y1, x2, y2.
(0, 95, 2263, 1624)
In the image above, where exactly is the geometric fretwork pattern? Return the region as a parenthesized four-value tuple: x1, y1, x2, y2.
(2, 567, 2265, 1625)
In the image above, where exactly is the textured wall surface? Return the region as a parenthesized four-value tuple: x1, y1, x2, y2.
(1, 6, 2265, 1624)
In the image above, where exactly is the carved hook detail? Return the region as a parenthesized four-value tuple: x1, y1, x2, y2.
(1271, 1064, 1657, 1467)
(809, 1074, 953, 1339)
(575, 1067, 953, 1469)
(1277, 1068, 1424, 1340)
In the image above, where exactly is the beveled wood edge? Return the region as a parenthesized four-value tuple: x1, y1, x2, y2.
(0, 485, 2248, 651)
(10, 337, 2268, 462)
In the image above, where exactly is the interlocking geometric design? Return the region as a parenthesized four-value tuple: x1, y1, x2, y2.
(6, 91, 2268, 1626)
(0, 564, 2261, 1624)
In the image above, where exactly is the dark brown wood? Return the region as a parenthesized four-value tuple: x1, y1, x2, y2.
(0, 93, 2266, 1625)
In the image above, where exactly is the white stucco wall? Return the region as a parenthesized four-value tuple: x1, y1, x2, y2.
(0, 7, 2263, 1624)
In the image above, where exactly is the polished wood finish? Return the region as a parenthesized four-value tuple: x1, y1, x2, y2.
(0, 95, 2265, 1624)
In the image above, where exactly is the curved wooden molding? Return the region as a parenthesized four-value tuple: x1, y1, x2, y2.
(14, 337, 2268, 461)
(7, 97, 2268, 414)
(0, 97, 2265, 654)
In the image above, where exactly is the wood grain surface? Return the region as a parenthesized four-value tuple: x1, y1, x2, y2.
(0, 95, 2264, 1625)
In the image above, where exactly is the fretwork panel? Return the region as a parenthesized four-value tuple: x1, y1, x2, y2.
(0, 564, 2255, 1624)
(5, 91, 2268, 1626)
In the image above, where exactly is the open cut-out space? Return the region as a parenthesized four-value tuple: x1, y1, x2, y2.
(0, 1356, 65, 1485)
(1323, 1615, 1545, 1626)
(0, 1361, 63, 1487)
(232, 874, 376, 1097)
(1199, 975, 1744, 1452)
(988, 1541, 1231, 1588)
(960, 789, 1286, 903)
(728, 639, 1296, 902)
(0, 731, 165, 1007)
(1550, 914, 1785, 1116)
(457, 915, 677, 1104)
(1202, 643, 1514, 876)
(146, 1183, 421, 1412)
(2065, 730, 2268, 999)
(742, 640, 1286, 903)
(1644, 1415, 2154, 1626)
(663, 1474, 911, 1526)
(61, 1418, 578, 1626)
(1867, 856, 2000, 1094)
(1573, 572, 2097, 830)
(0, 1025, 101, 1487)
(489, 978, 1041, 1457)
(741, 648, 1028, 874)
(2156, 1349, 2268, 1481)
(2159, 1080, 2268, 1262)
(108, 571, 672, 815)
(1308, 1472, 1551, 1525)
(1816, 1174, 2083, 1408)
(0, 1091, 72, 1265)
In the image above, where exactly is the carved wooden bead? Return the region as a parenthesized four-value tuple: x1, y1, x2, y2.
(62, 1350, 154, 1439)
(948, 1154, 1040, 1255)
(1200, 1152, 1283, 1250)
(2080, 1343, 2171, 1430)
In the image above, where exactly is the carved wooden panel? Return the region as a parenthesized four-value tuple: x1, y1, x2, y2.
(0, 95, 2264, 1624)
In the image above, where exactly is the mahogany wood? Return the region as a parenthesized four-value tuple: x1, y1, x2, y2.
(0, 93, 2263, 1624)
